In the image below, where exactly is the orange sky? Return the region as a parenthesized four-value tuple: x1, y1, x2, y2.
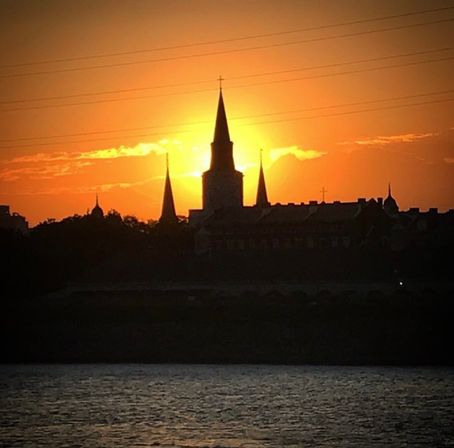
(0, 0, 453, 225)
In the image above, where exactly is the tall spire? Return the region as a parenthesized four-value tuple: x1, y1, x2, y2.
(388, 182, 392, 197)
(159, 153, 178, 225)
(202, 86, 243, 211)
(213, 88, 231, 143)
(256, 149, 270, 208)
(209, 84, 235, 171)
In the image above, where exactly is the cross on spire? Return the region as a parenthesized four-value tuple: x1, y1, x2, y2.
(320, 187, 328, 202)
(218, 75, 224, 90)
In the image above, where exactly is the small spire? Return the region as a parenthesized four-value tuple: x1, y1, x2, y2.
(256, 149, 270, 208)
(388, 182, 392, 197)
(91, 192, 104, 218)
(159, 153, 178, 225)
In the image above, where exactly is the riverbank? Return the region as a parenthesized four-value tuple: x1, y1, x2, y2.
(1, 287, 452, 365)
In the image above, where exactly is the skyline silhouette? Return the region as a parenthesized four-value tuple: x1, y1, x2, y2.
(0, 0, 453, 225)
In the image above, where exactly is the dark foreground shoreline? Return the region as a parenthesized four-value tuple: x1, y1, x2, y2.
(1, 286, 453, 365)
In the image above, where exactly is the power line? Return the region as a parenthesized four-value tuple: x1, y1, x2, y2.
(1, 17, 453, 78)
(0, 78, 213, 104)
(1, 5, 452, 69)
(0, 86, 215, 112)
(242, 97, 454, 127)
(2, 55, 452, 112)
(1, 89, 452, 143)
(1, 47, 451, 105)
(2, 91, 452, 149)
(235, 55, 454, 89)
(231, 47, 453, 81)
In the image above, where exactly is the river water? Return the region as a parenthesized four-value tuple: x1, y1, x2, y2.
(0, 365, 453, 447)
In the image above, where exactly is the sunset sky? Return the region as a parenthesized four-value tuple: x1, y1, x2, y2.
(0, 0, 453, 225)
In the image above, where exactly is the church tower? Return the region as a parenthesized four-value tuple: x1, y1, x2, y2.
(383, 182, 399, 216)
(90, 193, 104, 219)
(159, 154, 178, 225)
(202, 88, 243, 211)
(255, 149, 270, 208)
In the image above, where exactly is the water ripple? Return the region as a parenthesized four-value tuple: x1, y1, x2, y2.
(0, 365, 453, 447)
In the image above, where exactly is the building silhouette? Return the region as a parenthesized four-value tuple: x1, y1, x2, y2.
(90, 194, 104, 219)
(384, 183, 399, 217)
(184, 89, 454, 255)
(202, 88, 243, 211)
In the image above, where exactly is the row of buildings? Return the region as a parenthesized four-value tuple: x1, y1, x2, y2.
(155, 89, 453, 254)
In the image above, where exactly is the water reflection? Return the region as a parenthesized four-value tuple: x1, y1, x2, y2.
(0, 365, 453, 447)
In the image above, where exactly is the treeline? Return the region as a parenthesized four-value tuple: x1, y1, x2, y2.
(0, 212, 193, 297)
(1, 211, 452, 299)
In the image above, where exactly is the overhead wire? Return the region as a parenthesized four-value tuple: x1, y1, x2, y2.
(1, 5, 452, 69)
(2, 54, 452, 112)
(2, 91, 452, 149)
(1, 17, 453, 78)
(1, 47, 451, 106)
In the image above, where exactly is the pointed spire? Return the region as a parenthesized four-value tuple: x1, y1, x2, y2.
(209, 85, 235, 171)
(159, 153, 178, 225)
(213, 88, 231, 143)
(384, 181, 399, 215)
(91, 192, 104, 218)
(256, 149, 270, 208)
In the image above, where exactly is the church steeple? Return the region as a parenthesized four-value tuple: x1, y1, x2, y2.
(210, 88, 235, 171)
(213, 89, 231, 143)
(202, 84, 243, 211)
(91, 193, 104, 218)
(384, 182, 399, 216)
(159, 153, 178, 225)
(256, 149, 270, 208)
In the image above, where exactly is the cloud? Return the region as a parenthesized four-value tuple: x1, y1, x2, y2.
(5, 139, 180, 165)
(337, 128, 454, 164)
(0, 161, 93, 181)
(338, 132, 436, 147)
(0, 139, 182, 183)
(5, 177, 158, 196)
(7, 152, 74, 164)
(269, 146, 326, 163)
(78, 142, 168, 160)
